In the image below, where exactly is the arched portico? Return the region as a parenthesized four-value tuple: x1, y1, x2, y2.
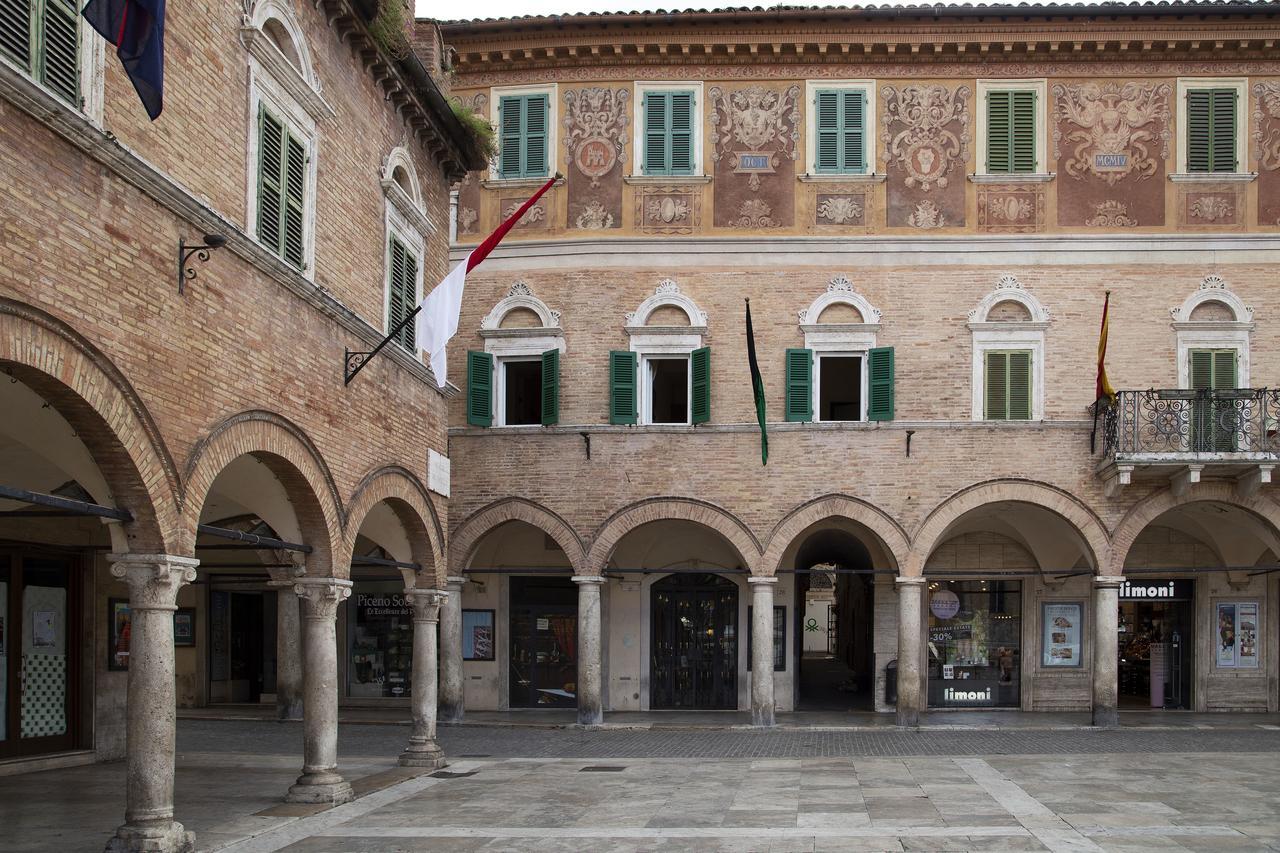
(587, 497, 761, 575)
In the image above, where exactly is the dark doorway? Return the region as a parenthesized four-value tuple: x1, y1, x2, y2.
(792, 531, 876, 711)
(509, 576, 577, 708)
(651, 573, 738, 709)
(819, 355, 863, 422)
(209, 590, 274, 703)
(0, 549, 80, 758)
(1118, 584, 1194, 710)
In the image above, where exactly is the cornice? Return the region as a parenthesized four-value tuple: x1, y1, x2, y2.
(0, 60, 452, 398)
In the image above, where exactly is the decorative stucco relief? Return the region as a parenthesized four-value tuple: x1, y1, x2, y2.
(635, 185, 701, 234)
(1086, 200, 1137, 227)
(708, 84, 801, 191)
(1179, 185, 1243, 227)
(907, 200, 945, 229)
(734, 198, 778, 228)
(1052, 81, 1171, 185)
(977, 186, 1045, 233)
(816, 195, 864, 225)
(500, 196, 549, 229)
(1254, 80, 1280, 171)
(880, 83, 970, 191)
(563, 86, 627, 231)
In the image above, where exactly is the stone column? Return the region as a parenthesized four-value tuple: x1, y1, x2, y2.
(399, 588, 448, 769)
(573, 575, 606, 726)
(895, 576, 926, 727)
(266, 563, 305, 721)
(438, 576, 466, 723)
(105, 553, 199, 853)
(1092, 575, 1124, 728)
(749, 577, 778, 727)
(287, 578, 354, 805)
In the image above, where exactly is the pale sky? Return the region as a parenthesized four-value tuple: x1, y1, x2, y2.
(416, 0, 1065, 22)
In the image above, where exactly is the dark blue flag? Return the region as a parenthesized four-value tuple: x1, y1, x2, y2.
(82, 0, 165, 120)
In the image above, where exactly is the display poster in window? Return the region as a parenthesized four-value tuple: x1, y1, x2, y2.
(1217, 601, 1258, 668)
(108, 598, 131, 671)
(930, 590, 960, 619)
(173, 609, 196, 647)
(1041, 602, 1082, 667)
(32, 610, 56, 649)
(348, 590, 414, 698)
(462, 609, 495, 661)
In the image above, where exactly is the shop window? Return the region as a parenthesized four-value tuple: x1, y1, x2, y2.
(509, 577, 577, 709)
(346, 585, 413, 699)
(927, 580, 1022, 709)
(461, 609, 495, 661)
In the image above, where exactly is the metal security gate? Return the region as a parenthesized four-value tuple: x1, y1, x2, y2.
(650, 573, 738, 709)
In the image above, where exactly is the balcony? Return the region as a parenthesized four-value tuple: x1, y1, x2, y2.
(1097, 389, 1279, 497)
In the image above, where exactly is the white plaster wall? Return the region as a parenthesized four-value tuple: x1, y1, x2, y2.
(459, 576, 502, 710)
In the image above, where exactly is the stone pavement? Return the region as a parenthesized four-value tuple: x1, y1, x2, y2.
(4, 721, 1280, 852)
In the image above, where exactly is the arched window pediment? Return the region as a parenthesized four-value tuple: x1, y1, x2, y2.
(382, 147, 433, 235)
(625, 279, 708, 331)
(797, 276, 882, 328)
(967, 274, 1050, 329)
(1170, 275, 1254, 327)
(241, 0, 333, 122)
(481, 282, 562, 332)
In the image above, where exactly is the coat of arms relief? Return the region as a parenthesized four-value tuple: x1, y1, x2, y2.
(1052, 82, 1171, 186)
(563, 87, 629, 188)
(708, 85, 801, 192)
(880, 84, 970, 191)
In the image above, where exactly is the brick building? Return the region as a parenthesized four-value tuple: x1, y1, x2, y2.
(433, 3, 1280, 730)
(0, 0, 482, 849)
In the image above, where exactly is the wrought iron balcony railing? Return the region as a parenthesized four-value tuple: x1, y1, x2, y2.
(1099, 389, 1280, 458)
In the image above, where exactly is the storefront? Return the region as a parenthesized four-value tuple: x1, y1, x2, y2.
(345, 581, 414, 700)
(926, 579, 1022, 709)
(508, 576, 577, 708)
(1118, 579, 1194, 710)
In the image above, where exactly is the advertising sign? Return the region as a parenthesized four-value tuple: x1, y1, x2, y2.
(1217, 601, 1259, 668)
(1041, 602, 1083, 668)
(930, 590, 961, 620)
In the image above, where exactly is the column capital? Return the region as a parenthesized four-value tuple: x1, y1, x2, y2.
(895, 575, 927, 587)
(294, 577, 353, 620)
(404, 588, 447, 622)
(1093, 575, 1125, 589)
(571, 575, 607, 585)
(109, 553, 199, 610)
(266, 562, 307, 586)
(445, 576, 468, 591)
(748, 576, 779, 586)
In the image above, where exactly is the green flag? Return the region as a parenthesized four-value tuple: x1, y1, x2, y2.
(745, 299, 768, 465)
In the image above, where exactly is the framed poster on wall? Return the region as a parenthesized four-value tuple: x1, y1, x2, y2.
(1041, 602, 1083, 668)
(108, 598, 131, 671)
(462, 609, 495, 661)
(173, 608, 196, 647)
(1217, 601, 1259, 668)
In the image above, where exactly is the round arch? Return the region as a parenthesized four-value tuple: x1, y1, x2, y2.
(345, 466, 444, 586)
(0, 298, 178, 552)
(1108, 484, 1280, 575)
(586, 497, 761, 575)
(906, 479, 1110, 577)
(181, 410, 342, 572)
(450, 497, 585, 576)
(762, 494, 909, 573)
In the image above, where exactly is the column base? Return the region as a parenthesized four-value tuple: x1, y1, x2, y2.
(104, 820, 194, 853)
(398, 742, 447, 769)
(286, 771, 354, 805)
(1092, 706, 1119, 728)
(577, 707, 603, 727)
(439, 701, 464, 724)
(895, 708, 920, 727)
(277, 698, 304, 721)
(751, 708, 776, 728)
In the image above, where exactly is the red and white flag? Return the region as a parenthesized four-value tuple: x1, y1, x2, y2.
(416, 175, 557, 386)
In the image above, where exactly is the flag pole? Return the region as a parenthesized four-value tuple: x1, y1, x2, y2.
(344, 173, 560, 386)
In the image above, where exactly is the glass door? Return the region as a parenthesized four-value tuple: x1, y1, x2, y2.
(0, 552, 78, 758)
(650, 573, 738, 710)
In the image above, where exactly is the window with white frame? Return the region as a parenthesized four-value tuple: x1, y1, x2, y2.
(381, 147, 432, 352)
(787, 277, 893, 423)
(968, 275, 1050, 421)
(490, 84, 556, 180)
(634, 82, 703, 178)
(804, 80, 877, 176)
(242, 1, 325, 275)
(467, 282, 564, 428)
(976, 79, 1049, 177)
(1170, 274, 1253, 389)
(0, 0, 104, 119)
(1174, 78, 1249, 176)
(614, 279, 709, 425)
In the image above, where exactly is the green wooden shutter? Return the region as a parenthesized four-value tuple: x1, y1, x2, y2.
(691, 346, 711, 424)
(1190, 349, 1237, 390)
(1189, 349, 1214, 390)
(985, 351, 1008, 419)
(40, 0, 77, 105)
(499, 96, 523, 178)
(785, 348, 813, 422)
(986, 91, 1012, 173)
(843, 90, 865, 173)
(643, 92, 668, 175)
(867, 346, 894, 421)
(466, 351, 493, 427)
(0, 0, 31, 69)
(609, 350, 637, 425)
(1010, 90, 1036, 173)
(1187, 89, 1237, 173)
(540, 348, 559, 426)
(387, 236, 416, 352)
(814, 90, 840, 173)
(1007, 350, 1032, 420)
(669, 91, 694, 175)
(257, 108, 285, 257)
(282, 133, 306, 268)
(524, 94, 549, 176)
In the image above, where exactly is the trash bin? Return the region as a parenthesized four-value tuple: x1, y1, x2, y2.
(885, 658, 898, 706)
